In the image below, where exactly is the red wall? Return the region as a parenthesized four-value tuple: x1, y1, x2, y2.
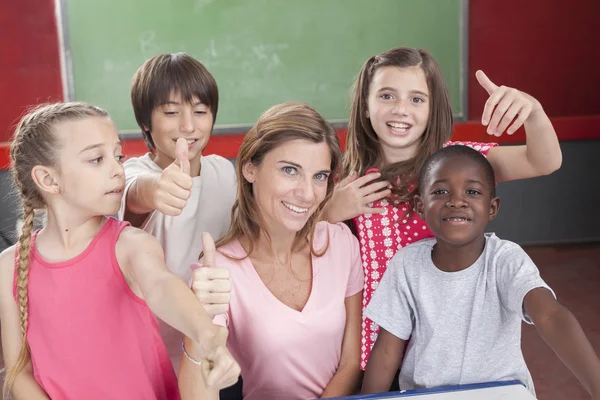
(469, 0, 600, 120)
(0, 0, 63, 142)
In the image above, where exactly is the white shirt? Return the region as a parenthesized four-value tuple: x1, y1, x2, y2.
(119, 153, 237, 282)
(118, 153, 237, 369)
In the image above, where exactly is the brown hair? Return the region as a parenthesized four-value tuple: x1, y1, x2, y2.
(3, 102, 109, 398)
(215, 102, 342, 258)
(343, 47, 453, 205)
(130, 52, 219, 151)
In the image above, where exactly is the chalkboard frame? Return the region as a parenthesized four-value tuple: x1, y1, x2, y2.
(58, 0, 469, 138)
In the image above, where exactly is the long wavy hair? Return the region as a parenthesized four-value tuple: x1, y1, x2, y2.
(342, 47, 454, 205)
(214, 102, 342, 258)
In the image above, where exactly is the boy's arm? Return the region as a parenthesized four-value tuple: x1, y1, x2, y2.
(0, 247, 50, 399)
(123, 172, 160, 226)
(321, 292, 363, 397)
(122, 138, 193, 225)
(361, 328, 406, 394)
(476, 70, 562, 182)
(525, 287, 600, 398)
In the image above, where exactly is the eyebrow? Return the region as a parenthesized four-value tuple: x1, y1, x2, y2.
(278, 160, 331, 174)
(79, 141, 122, 154)
(163, 100, 204, 106)
(430, 178, 484, 185)
(377, 87, 429, 97)
(466, 179, 484, 185)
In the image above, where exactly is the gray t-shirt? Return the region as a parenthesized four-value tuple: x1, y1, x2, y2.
(365, 233, 554, 396)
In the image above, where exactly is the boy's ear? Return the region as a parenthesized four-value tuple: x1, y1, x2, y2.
(414, 195, 425, 218)
(242, 161, 257, 183)
(488, 196, 501, 221)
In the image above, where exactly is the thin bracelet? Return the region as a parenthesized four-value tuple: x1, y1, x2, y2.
(181, 340, 202, 366)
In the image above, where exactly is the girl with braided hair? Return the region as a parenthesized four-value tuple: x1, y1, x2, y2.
(0, 102, 239, 400)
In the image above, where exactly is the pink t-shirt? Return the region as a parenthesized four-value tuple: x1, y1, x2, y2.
(199, 222, 363, 400)
(14, 217, 179, 400)
(354, 141, 498, 369)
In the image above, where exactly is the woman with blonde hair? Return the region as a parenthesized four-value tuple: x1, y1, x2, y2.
(180, 102, 363, 400)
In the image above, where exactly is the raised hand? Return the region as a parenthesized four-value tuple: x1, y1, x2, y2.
(476, 70, 542, 137)
(152, 138, 193, 216)
(191, 232, 231, 318)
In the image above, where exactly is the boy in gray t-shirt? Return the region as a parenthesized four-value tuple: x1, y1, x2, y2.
(362, 145, 600, 397)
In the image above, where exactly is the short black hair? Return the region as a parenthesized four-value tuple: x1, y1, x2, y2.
(418, 145, 496, 196)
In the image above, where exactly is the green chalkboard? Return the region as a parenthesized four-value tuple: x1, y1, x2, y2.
(65, 0, 465, 132)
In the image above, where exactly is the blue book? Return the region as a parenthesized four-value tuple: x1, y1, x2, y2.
(328, 380, 536, 399)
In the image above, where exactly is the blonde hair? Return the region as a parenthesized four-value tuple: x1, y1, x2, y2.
(214, 102, 341, 258)
(3, 102, 108, 398)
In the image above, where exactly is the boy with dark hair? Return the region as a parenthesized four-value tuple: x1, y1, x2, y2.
(118, 53, 236, 372)
(120, 52, 235, 285)
(362, 145, 600, 397)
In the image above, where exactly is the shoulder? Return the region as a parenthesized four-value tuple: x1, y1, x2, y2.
(319, 220, 353, 237)
(116, 226, 164, 260)
(199, 155, 237, 194)
(391, 238, 435, 270)
(486, 234, 526, 258)
(0, 244, 17, 268)
(201, 240, 245, 270)
(0, 244, 17, 273)
(484, 234, 532, 269)
(203, 154, 232, 166)
(315, 221, 358, 248)
(0, 245, 17, 298)
(202, 155, 235, 176)
(123, 153, 160, 175)
(403, 237, 435, 255)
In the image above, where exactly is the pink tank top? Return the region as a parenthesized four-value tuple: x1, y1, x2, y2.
(13, 217, 180, 399)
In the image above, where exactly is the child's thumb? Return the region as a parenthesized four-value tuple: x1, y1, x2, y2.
(174, 138, 191, 175)
(202, 232, 216, 268)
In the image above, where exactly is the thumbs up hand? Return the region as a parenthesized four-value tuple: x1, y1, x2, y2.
(182, 329, 240, 391)
(200, 332, 241, 391)
(476, 70, 542, 137)
(174, 137, 191, 175)
(152, 138, 193, 216)
(191, 232, 232, 318)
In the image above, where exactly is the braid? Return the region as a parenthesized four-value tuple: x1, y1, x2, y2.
(2, 204, 35, 398)
(17, 204, 34, 336)
(3, 101, 108, 397)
